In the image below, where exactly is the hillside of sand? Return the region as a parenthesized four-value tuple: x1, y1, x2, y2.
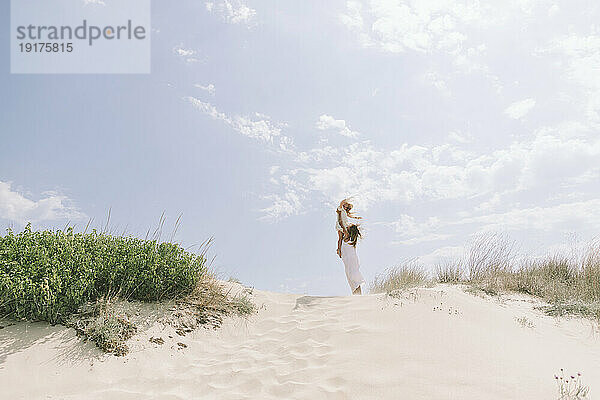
(1, 283, 599, 399)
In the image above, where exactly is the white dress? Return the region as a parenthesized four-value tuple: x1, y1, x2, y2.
(341, 240, 365, 292)
(336, 206, 349, 233)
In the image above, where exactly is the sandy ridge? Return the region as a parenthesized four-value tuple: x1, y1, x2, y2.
(1, 283, 599, 399)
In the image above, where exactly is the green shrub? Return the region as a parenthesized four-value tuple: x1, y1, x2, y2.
(0, 224, 207, 324)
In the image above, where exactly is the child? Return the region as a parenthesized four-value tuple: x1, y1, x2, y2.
(336, 199, 360, 258)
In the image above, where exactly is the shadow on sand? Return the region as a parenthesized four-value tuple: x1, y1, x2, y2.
(293, 296, 338, 310)
(0, 319, 102, 369)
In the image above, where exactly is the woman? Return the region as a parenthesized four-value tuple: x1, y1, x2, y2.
(336, 200, 365, 295)
(336, 199, 361, 257)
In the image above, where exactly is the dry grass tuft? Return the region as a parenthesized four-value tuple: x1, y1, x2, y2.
(68, 274, 256, 356)
(432, 233, 600, 321)
(370, 260, 429, 294)
(169, 273, 256, 333)
(67, 297, 137, 356)
(434, 260, 464, 283)
(466, 232, 516, 283)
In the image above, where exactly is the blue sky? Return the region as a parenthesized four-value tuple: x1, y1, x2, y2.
(2, 0, 600, 295)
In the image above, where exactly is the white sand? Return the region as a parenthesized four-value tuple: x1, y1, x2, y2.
(1, 283, 599, 399)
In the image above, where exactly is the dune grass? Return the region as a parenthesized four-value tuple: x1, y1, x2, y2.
(0, 224, 255, 355)
(67, 298, 138, 356)
(434, 261, 463, 284)
(439, 234, 600, 321)
(370, 259, 429, 294)
(370, 233, 600, 321)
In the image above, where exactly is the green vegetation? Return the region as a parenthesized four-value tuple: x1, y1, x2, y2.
(0, 224, 256, 355)
(0, 224, 206, 324)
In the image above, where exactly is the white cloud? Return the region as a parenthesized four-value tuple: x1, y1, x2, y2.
(422, 70, 451, 96)
(173, 44, 201, 63)
(338, 0, 553, 92)
(83, 0, 105, 6)
(542, 33, 600, 123)
(419, 245, 466, 266)
(397, 198, 600, 249)
(339, 0, 492, 54)
(205, 0, 256, 25)
(265, 141, 471, 218)
(0, 181, 85, 224)
(262, 123, 600, 226)
(340, 0, 554, 54)
(316, 115, 360, 138)
(547, 4, 559, 16)
(462, 199, 600, 232)
(185, 96, 292, 147)
(194, 83, 216, 96)
(389, 214, 451, 245)
(339, 0, 364, 31)
(173, 46, 194, 57)
(504, 98, 536, 119)
(448, 131, 471, 144)
(259, 167, 307, 220)
(259, 192, 302, 221)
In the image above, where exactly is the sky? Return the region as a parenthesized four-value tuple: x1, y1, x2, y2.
(2, 0, 600, 295)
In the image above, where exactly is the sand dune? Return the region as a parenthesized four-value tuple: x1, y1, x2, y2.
(1, 283, 599, 399)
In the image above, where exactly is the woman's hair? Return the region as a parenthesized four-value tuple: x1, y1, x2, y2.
(346, 224, 361, 247)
